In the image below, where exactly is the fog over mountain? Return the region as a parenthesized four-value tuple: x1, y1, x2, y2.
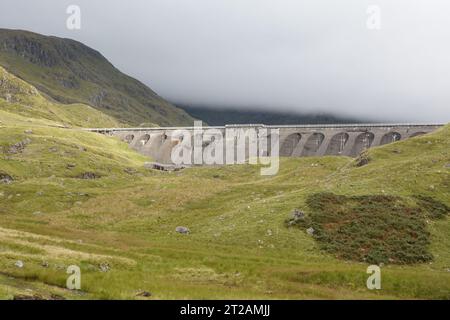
(1, 0, 449, 123)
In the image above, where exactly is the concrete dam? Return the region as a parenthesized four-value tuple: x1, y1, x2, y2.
(88, 124, 443, 164)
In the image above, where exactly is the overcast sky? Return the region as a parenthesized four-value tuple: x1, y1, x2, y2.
(1, 0, 449, 122)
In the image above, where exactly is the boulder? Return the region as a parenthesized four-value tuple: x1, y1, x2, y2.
(14, 260, 24, 268)
(175, 226, 190, 234)
(136, 291, 152, 297)
(306, 227, 315, 236)
(99, 262, 110, 272)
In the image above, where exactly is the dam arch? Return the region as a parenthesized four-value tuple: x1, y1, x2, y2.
(280, 133, 302, 156)
(351, 132, 375, 156)
(326, 132, 349, 155)
(124, 134, 134, 144)
(138, 134, 151, 146)
(301, 133, 325, 156)
(380, 132, 401, 145)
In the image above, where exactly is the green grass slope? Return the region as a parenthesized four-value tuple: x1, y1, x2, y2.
(0, 29, 195, 126)
(1, 66, 119, 128)
(0, 112, 449, 299)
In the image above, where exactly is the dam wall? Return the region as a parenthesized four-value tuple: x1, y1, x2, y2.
(87, 124, 444, 164)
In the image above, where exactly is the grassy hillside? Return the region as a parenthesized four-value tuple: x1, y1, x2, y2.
(0, 66, 119, 128)
(0, 29, 195, 126)
(0, 102, 449, 299)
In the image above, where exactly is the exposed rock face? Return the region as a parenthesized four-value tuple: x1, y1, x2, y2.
(7, 138, 31, 154)
(0, 29, 196, 126)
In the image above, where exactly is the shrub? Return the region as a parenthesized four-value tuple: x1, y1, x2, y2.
(288, 192, 440, 265)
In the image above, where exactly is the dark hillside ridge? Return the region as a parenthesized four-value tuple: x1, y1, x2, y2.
(0, 29, 195, 126)
(178, 104, 366, 126)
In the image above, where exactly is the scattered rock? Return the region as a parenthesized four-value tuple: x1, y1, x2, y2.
(66, 163, 76, 169)
(78, 172, 100, 180)
(291, 209, 305, 221)
(24, 129, 33, 134)
(48, 146, 58, 152)
(14, 260, 24, 268)
(41, 261, 49, 268)
(144, 162, 185, 172)
(356, 156, 370, 167)
(7, 138, 31, 154)
(445, 164, 450, 169)
(0, 173, 13, 184)
(306, 227, 315, 236)
(99, 263, 111, 272)
(175, 226, 190, 234)
(78, 146, 87, 152)
(136, 291, 152, 297)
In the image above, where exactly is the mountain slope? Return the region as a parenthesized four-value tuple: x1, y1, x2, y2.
(179, 104, 364, 126)
(0, 29, 195, 127)
(0, 66, 119, 128)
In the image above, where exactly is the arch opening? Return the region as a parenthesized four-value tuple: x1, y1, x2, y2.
(138, 134, 151, 146)
(380, 132, 401, 145)
(325, 132, 349, 155)
(351, 132, 375, 156)
(280, 133, 301, 157)
(124, 134, 134, 144)
(301, 133, 325, 156)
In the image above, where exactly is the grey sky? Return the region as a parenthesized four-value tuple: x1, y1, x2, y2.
(1, 0, 449, 122)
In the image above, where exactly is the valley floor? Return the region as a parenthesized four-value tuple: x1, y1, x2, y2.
(0, 115, 449, 299)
